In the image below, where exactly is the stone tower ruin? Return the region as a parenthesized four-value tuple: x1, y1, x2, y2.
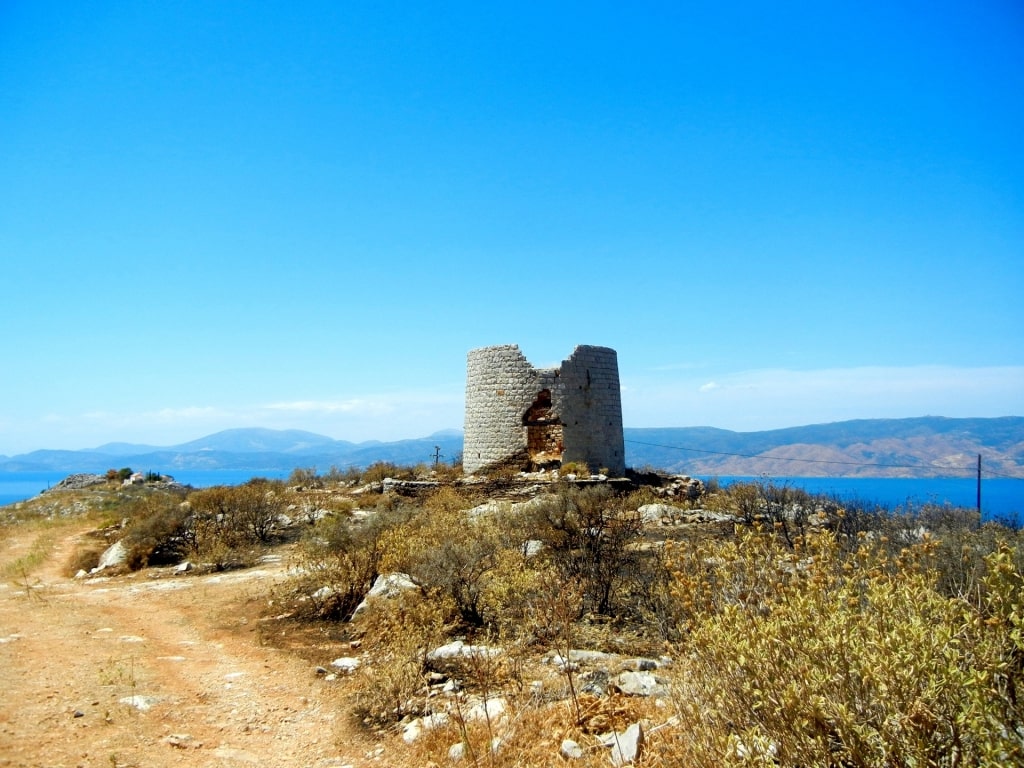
(463, 344, 626, 476)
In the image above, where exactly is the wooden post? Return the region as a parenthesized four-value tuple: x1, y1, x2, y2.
(977, 454, 982, 515)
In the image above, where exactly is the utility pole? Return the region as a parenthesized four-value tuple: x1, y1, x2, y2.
(977, 454, 982, 516)
(432, 445, 443, 467)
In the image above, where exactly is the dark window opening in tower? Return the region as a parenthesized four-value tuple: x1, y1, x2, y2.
(523, 389, 563, 467)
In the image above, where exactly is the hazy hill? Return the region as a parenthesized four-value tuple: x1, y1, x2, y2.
(0, 417, 1020, 478)
(0, 430, 464, 474)
(624, 417, 1024, 478)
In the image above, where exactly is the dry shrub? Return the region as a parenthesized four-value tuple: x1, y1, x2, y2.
(526, 485, 644, 617)
(294, 506, 410, 620)
(63, 540, 107, 575)
(379, 495, 513, 627)
(351, 588, 455, 725)
(120, 491, 193, 568)
(361, 461, 416, 484)
(659, 527, 1024, 766)
(391, 690, 662, 768)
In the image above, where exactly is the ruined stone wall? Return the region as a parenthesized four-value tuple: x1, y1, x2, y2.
(463, 344, 625, 476)
(554, 345, 625, 475)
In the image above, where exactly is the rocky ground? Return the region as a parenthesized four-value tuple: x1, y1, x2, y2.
(0, 473, 718, 768)
(0, 520, 382, 768)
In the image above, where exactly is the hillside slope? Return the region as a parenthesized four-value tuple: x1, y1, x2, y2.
(624, 417, 1024, 477)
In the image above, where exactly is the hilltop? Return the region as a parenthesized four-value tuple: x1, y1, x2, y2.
(2, 463, 1021, 766)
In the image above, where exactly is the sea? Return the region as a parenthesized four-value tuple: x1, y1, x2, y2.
(0, 470, 1020, 526)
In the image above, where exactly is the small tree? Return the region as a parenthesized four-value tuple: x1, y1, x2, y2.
(528, 485, 643, 617)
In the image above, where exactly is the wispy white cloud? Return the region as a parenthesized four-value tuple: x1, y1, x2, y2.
(2, 389, 466, 454)
(263, 398, 391, 415)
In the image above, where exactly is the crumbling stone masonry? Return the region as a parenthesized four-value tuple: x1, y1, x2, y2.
(463, 344, 625, 476)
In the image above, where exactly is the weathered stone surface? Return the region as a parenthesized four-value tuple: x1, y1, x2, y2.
(330, 657, 360, 673)
(119, 695, 158, 712)
(94, 540, 127, 572)
(352, 572, 417, 617)
(463, 344, 625, 475)
(549, 649, 614, 669)
(614, 671, 667, 697)
(382, 478, 440, 494)
(48, 473, 107, 492)
(638, 503, 683, 525)
(163, 733, 200, 749)
(427, 640, 503, 663)
(402, 712, 450, 743)
(464, 696, 506, 724)
(605, 722, 644, 766)
(560, 739, 584, 759)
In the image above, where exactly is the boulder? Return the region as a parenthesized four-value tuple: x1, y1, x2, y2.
(93, 540, 127, 572)
(560, 739, 584, 759)
(330, 657, 360, 673)
(402, 712, 450, 743)
(614, 671, 667, 698)
(48, 473, 107, 492)
(605, 722, 644, 766)
(427, 639, 503, 664)
(351, 572, 417, 617)
(637, 503, 682, 525)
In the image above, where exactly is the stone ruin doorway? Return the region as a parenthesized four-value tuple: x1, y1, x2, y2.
(523, 389, 563, 468)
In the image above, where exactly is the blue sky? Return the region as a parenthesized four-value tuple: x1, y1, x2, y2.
(1, 1, 1022, 455)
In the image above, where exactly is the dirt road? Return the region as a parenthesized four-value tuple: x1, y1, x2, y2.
(0, 525, 377, 768)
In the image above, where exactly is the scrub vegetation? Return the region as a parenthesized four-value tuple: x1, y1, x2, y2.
(6, 466, 1022, 766)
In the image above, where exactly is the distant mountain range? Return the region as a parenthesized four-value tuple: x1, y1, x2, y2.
(625, 417, 1024, 478)
(0, 428, 466, 475)
(0, 417, 1020, 478)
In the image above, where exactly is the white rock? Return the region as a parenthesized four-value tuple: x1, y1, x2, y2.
(352, 572, 417, 617)
(330, 657, 361, 673)
(606, 722, 644, 766)
(402, 712, 450, 743)
(94, 540, 127, 571)
(615, 671, 667, 697)
(119, 695, 158, 712)
(560, 739, 584, 759)
(464, 696, 506, 724)
(638, 503, 682, 525)
(427, 640, 503, 663)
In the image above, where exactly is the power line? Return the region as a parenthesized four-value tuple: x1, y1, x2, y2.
(984, 468, 1024, 481)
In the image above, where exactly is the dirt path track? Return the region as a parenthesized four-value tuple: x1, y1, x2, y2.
(0, 526, 375, 768)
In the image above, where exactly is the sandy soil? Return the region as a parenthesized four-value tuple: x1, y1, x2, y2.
(0, 524, 379, 768)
